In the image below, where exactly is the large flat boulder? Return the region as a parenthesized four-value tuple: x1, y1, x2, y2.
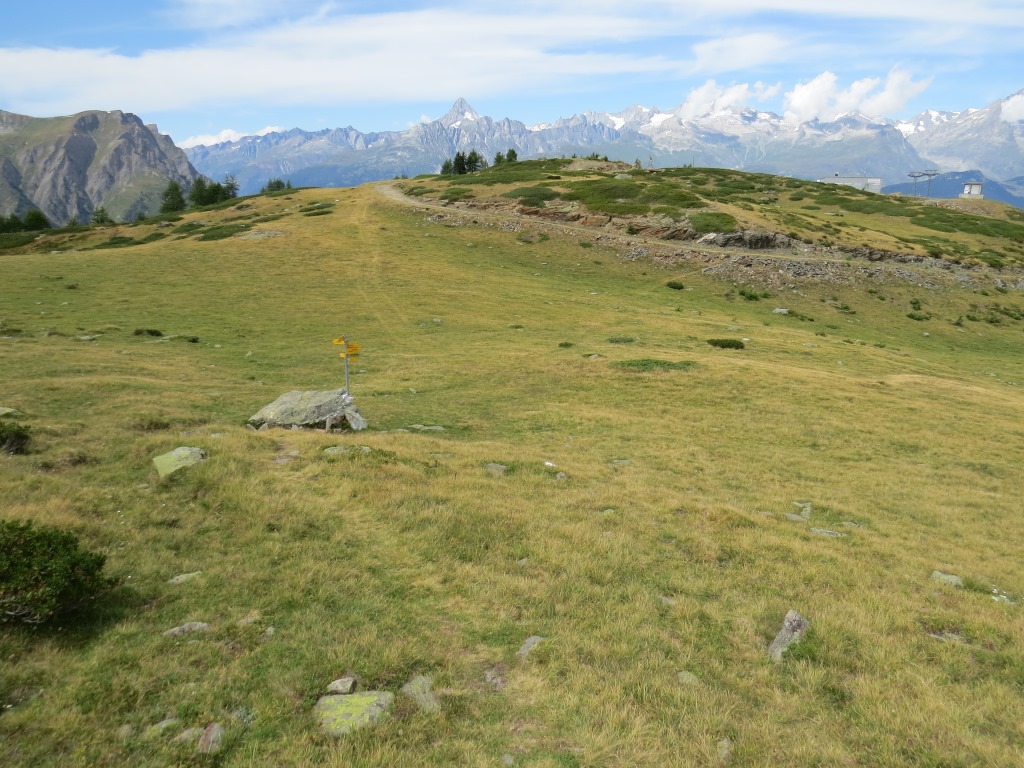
(249, 389, 366, 431)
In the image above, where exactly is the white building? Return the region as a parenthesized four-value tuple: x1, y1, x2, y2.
(959, 182, 985, 199)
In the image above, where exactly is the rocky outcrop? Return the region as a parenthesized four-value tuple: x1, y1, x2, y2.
(0, 109, 200, 225)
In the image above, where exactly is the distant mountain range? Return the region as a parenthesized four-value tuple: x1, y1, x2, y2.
(187, 90, 1024, 205)
(0, 110, 199, 226)
(1, 88, 1022, 224)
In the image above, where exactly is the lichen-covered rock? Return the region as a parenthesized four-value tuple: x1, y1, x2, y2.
(313, 691, 393, 737)
(153, 447, 207, 479)
(249, 389, 366, 431)
(768, 610, 810, 662)
(400, 675, 440, 712)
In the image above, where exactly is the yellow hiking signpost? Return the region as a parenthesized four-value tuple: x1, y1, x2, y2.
(332, 337, 361, 393)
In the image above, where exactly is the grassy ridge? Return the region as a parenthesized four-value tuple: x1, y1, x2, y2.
(1, 184, 1024, 766)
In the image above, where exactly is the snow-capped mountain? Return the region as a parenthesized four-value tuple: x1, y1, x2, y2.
(186, 91, 1024, 196)
(901, 89, 1024, 180)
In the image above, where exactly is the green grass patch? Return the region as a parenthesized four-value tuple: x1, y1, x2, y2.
(613, 359, 697, 371)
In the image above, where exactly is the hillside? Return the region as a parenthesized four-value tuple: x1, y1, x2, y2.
(0, 109, 199, 226)
(1, 169, 1023, 766)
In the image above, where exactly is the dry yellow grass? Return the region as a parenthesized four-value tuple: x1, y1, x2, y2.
(1, 180, 1023, 766)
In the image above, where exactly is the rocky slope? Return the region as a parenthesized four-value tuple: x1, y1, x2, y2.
(0, 109, 200, 225)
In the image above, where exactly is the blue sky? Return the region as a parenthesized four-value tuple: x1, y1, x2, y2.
(2, 1, 1022, 147)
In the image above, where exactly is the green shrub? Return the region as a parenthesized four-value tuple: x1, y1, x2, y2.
(133, 328, 163, 337)
(0, 520, 111, 624)
(614, 359, 696, 371)
(739, 288, 770, 301)
(666, 280, 685, 290)
(688, 212, 738, 233)
(0, 422, 30, 454)
(558, 341, 575, 348)
(707, 338, 745, 349)
(607, 336, 636, 344)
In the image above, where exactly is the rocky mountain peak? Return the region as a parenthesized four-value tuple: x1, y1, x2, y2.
(440, 98, 481, 128)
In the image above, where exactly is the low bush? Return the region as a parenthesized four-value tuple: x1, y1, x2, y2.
(666, 280, 685, 290)
(707, 338, 745, 349)
(614, 359, 696, 371)
(0, 520, 112, 624)
(0, 422, 31, 454)
(607, 336, 636, 344)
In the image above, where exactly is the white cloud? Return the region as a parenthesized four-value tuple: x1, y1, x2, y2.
(783, 69, 930, 124)
(689, 33, 792, 74)
(168, 0, 316, 29)
(678, 79, 780, 119)
(1002, 94, 1024, 123)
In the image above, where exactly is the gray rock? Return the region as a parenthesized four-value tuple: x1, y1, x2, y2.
(115, 724, 134, 742)
(163, 621, 210, 638)
(609, 459, 632, 467)
(168, 571, 202, 585)
(313, 692, 394, 737)
(153, 447, 207, 479)
(486, 463, 508, 476)
(260, 626, 276, 642)
(249, 389, 366, 431)
(810, 528, 847, 538)
(929, 630, 966, 644)
(554, 471, 567, 480)
(931, 571, 963, 588)
(231, 708, 255, 728)
(517, 635, 544, 659)
(503, 755, 516, 766)
(772, 308, 790, 315)
(144, 718, 180, 739)
(197, 722, 224, 754)
(323, 445, 372, 455)
(768, 610, 810, 662)
(717, 737, 734, 762)
(171, 727, 203, 744)
(0, 407, 23, 418)
(677, 670, 699, 685)
(327, 676, 357, 695)
(401, 674, 440, 712)
(484, 666, 507, 690)
(418, 425, 445, 432)
(793, 501, 812, 518)
(784, 513, 807, 522)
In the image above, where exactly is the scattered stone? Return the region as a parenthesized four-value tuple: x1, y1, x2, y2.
(768, 610, 810, 662)
(717, 737, 734, 762)
(929, 630, 966, 644)
(517, 558, 529, 566)
(609, 459, 632, 467)
(517, 635, 544, 659)
(793, 501, 812, 518)
(163, 621, 210, 638)
(231, 708, 255, 728)
(327, 676, 358, 695)
(677, 671, 699, 686)
(168, 571, 202, 585)
(248, 389, 366, 431)
(659, 595, 677, 606)
(484, 666, 507, 690)
(432, 318, 442, 324)
(784, 513, 806, 522)
(76, 335, 98, 342)
(772, 308, 790, 315)
(401, 674, 440, 712)
(197, 722, 224, 754)
(260, 626, 276, 642)
(144, 718, 180, 739)
(153, 447, 207, 479)
(171, 727, 203, 744)
(236, 611, 261, 626)
(323, 445, 372, 455)
(810, 528, 847, 538)
(313, 691, 394, 737)
(931, 571, 963, 588)
(554, 472, 567, 481)
(0, 407, 23, 418)
(503, 755, 516, 766)
(418, 425, 445, 431)
(486, 463, 508, 476)
(115, 724, 134, 742)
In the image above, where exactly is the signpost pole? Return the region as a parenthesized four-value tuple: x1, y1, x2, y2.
(344, 336, 350, 394)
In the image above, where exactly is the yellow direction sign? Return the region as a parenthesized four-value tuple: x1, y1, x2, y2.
(346, 343, 362, 355)
(332, 337, 346, 345)
(338, 352, 359, 360)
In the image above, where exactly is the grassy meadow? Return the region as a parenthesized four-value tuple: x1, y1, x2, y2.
(2, 177, 1024, 766)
